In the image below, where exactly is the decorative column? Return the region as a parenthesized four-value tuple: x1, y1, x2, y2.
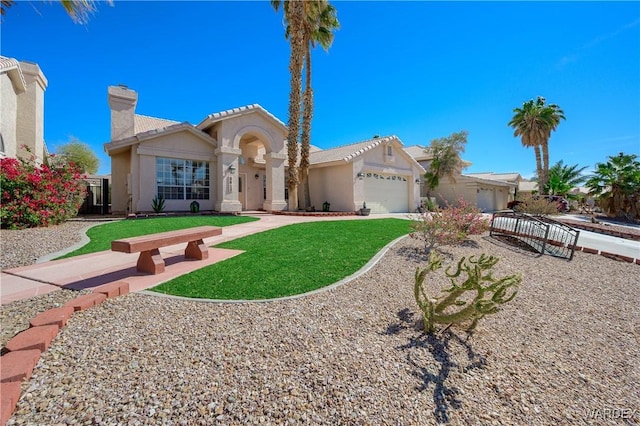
(263, 152, 287, 211)
(214, 146, 242, 212)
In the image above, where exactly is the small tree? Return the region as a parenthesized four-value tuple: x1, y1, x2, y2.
(538, 160, 587, 197)
(424, 130, 468, 195)
(54, 139, 100, 175)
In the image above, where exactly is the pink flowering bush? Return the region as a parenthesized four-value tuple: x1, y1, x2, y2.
(409, 196, 490, 253)
(1, 152, 86, 229)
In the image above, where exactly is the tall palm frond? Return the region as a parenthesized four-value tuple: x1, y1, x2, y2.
(508, 96, 565, 194)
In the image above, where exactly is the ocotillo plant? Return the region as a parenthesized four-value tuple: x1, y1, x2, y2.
(414, 252, 521, 333)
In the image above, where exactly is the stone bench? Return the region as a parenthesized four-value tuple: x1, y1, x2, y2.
(111, 226, 222, 274)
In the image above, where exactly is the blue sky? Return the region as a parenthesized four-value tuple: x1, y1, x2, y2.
(2, 1, 639, 177)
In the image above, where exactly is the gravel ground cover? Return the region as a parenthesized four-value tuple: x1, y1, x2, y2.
(2, 225, 638, 425)
(0, 221, 95, 269)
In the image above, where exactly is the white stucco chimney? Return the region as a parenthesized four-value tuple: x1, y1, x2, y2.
(16, 61, 47, 162)
(108, 85, 138, 141)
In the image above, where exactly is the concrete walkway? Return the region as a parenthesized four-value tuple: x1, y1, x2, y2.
(1, 213, 638, 305)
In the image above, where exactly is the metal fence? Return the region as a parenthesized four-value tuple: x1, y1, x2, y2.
(490, 210, 580, 260)
(78, 177, 110, 215)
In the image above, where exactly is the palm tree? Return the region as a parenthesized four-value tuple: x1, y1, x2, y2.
(534, 160, 587, 197)
(1, 1, 110, 23)
(585, 153, 640, 219)
(508, 96, 565, 194)
(272, 0, 306, 210)
(424, 130, 468, 195)
(298, 1, 339, 209)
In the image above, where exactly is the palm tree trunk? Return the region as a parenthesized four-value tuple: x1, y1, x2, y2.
(285, 0, 305, 211)
(533, 145, 543, 194)
(299, 39, 313, 210)
(540, 140, 550, 195)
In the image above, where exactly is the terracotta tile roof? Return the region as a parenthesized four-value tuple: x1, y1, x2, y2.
(309, 135, 399, 165)
(0, 56, 26, 93)
(198, 104, 287, 130)
(134, 114, 180, 134)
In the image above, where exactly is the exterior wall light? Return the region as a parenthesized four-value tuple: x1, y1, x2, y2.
(229, 164, 236, 174)
(254, 173, 260, 179)
(415, 179, 421, 184)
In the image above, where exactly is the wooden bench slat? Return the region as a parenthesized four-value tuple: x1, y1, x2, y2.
(111, 226, 222, 253)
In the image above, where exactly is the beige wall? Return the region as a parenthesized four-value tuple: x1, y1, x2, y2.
(309, 163, 354, 211)
(110, 151, 131, 214)
(0, 74, 18, 158)
(435, 176, 512, 212)
(16, 62, 47, 162)
(0, 61, 47, 163)
(134, 131, 217, 212)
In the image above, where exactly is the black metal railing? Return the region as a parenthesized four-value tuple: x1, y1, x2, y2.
(490, 210, 580, 260)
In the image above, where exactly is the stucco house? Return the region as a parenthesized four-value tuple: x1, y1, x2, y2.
(404, 145, 518, 212)
(0, 56, 48, 163)
(104, 86, 425, 215)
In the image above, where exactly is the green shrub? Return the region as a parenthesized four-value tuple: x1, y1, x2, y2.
(1, 152, 86, 229)
(409, 197, 489, 253)
(414, 252, 521, 333)
(151, 194, 165, 213)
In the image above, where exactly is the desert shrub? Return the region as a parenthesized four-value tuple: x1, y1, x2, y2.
(414, 251, 521, 333)
(152, 194, 165, 213)
(409, 197, 489, 253)
(511, 194, 562, 215)
(1, 152, 86, 229)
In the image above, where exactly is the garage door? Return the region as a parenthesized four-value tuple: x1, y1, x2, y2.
(363, 172, 409, 213)
(477, 187, 494, 212)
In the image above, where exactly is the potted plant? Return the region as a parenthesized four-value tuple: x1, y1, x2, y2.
(360, 201, 371, 216)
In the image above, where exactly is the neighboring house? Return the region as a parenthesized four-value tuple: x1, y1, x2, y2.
(518, 179, 538, 195)
(404, 146, 517, 212)
(0, 56, 48, 163)
(104, 86, 425, 214)
(433, 174, 516, 212)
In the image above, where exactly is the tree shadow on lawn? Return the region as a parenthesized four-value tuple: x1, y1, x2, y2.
(384, 308, 487, 424)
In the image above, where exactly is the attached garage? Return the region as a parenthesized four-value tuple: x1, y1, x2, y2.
(308, 136, 425, 213)
(477, 187, 494, 212)
(363, 172, 410, 213)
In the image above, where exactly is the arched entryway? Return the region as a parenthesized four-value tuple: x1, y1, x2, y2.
(238, 134, 268, 211)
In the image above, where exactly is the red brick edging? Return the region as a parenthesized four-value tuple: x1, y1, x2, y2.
(0, 281, 130, 425)
(272, 211, 358, 217)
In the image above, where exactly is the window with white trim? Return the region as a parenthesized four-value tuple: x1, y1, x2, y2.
(156, 157, 209, 200)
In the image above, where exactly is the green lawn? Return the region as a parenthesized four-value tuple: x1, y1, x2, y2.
(58, 216, 258, 258)
(151, 218, 410, 300)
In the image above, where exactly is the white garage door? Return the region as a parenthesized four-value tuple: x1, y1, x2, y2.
(477, 187, 495, 212)
(363, 172, 409, 213)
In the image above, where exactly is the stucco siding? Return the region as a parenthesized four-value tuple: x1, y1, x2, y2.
(110, 152, 131, 214)
(435, 180, 478, 208)
(0, 74, 18, 158)
(135, 131, 217, 212)
(309, 164, 354, 212)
